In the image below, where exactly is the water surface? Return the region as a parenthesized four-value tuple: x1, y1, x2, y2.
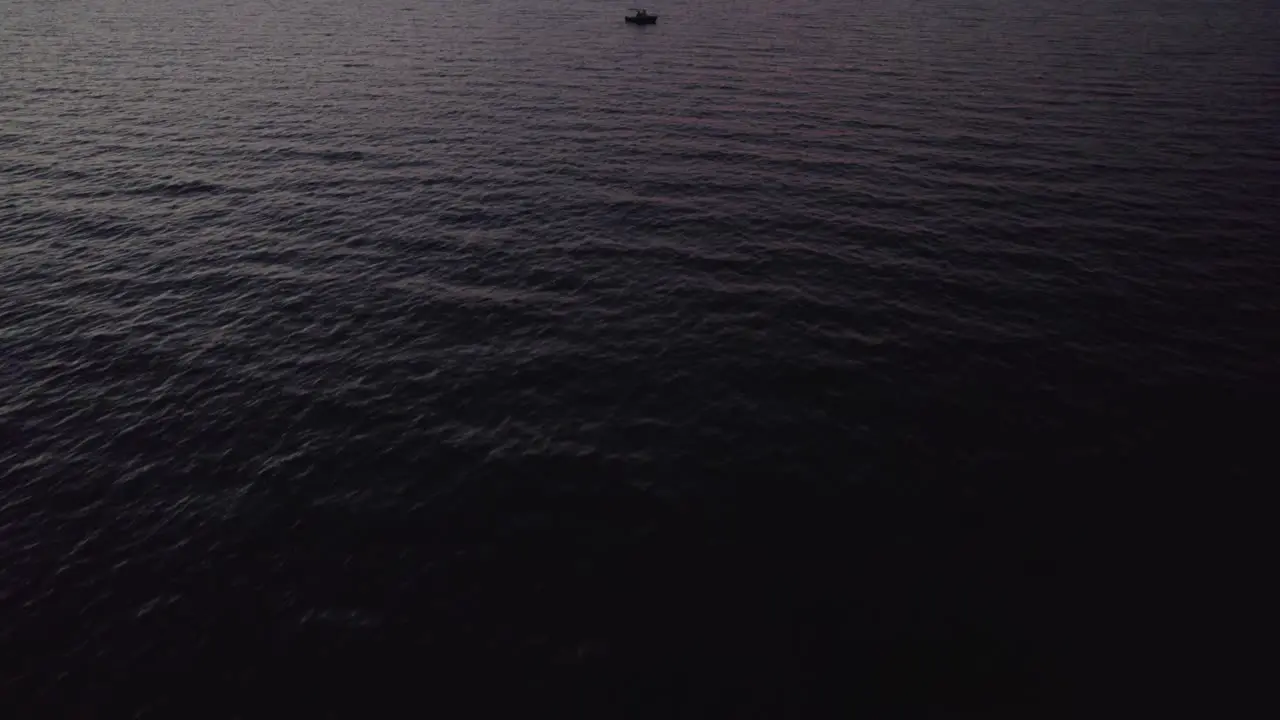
(2, 0, 1276, 714)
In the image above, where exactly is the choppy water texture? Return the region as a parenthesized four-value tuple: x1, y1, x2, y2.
(2, 0, 1278, 715)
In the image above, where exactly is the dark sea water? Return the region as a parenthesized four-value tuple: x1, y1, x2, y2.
(2, 0, 1277, 715)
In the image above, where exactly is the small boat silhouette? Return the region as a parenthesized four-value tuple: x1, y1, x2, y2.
(625, 8, 658, 24)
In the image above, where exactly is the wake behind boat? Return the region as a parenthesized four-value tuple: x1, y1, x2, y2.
(625, 8, 658, 24)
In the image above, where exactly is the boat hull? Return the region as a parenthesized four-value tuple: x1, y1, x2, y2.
(625, 16, 657, 24)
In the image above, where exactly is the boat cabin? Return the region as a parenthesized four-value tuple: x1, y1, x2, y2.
(625, 8, 658, 24)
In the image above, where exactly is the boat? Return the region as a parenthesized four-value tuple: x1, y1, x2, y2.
(625, 8, 658, 24)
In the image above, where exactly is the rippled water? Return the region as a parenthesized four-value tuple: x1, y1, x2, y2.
(2, 0, 1277, 714)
